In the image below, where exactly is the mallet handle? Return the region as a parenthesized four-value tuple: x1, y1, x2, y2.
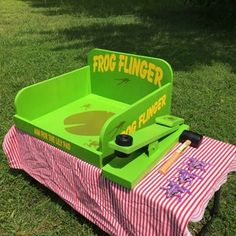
(159, 140, 191, 174)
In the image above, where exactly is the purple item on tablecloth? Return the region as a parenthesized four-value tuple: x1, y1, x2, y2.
(161, 180, 191, 201)
(177, 169, 201, 186)
(186, 157, 208, 172)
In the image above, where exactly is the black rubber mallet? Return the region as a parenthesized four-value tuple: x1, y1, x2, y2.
(159, 130, 203, 174)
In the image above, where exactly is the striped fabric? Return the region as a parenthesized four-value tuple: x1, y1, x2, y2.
(3, 126, 236, 236)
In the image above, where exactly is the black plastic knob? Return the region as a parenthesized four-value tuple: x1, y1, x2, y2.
(115, 134, 133, 158)
(115, 134, 133, 146)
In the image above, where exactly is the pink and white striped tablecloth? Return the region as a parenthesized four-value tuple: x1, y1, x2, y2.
(3, 126, 236, 236)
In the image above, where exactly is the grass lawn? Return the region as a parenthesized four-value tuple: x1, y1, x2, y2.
(0, 0, 235, 235)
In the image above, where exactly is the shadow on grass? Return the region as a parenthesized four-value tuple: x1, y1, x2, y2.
(9, 169, 108, 235)
(22, 0, 236, 72)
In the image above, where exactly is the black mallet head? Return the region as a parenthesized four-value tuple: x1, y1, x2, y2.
(179, 130, 203, 148)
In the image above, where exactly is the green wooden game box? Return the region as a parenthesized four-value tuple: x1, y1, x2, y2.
(14, 49, 189, 188)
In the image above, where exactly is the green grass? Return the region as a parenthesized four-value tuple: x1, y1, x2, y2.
(0, 0, 235, 235)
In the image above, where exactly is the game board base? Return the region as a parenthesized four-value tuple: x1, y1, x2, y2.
(32, 93, 129, 148)
(14, 93, 129, 167)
